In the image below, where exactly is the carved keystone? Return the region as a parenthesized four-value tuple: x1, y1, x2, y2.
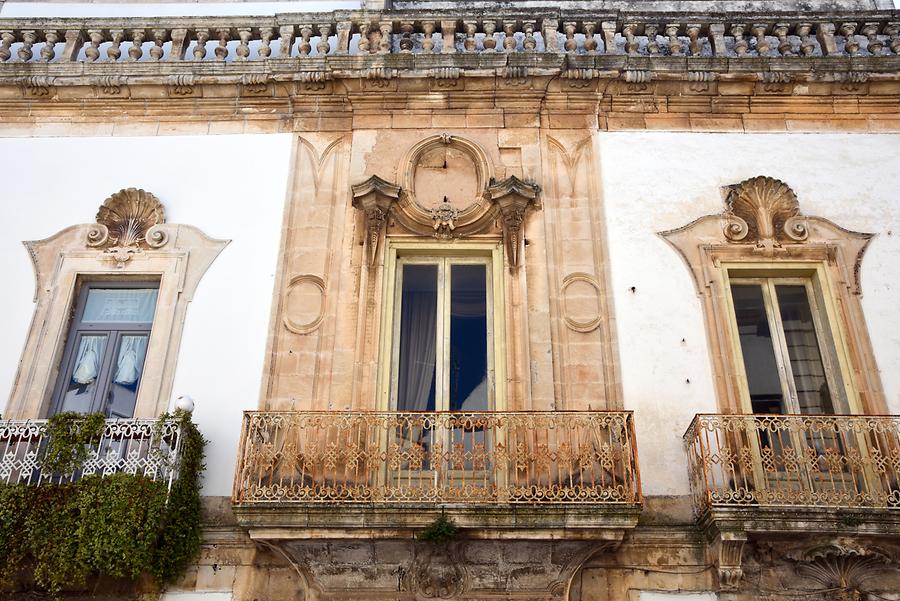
(351, 174, 401, 266)
(487, 175, 540, 272)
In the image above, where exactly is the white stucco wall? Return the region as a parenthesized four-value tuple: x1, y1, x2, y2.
(0, 134, 293, 496)
(598, 131, 900, 496)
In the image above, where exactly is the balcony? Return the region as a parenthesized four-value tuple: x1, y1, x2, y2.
(0, 416, 185, 491)
(684, 413, 900, 588)
(232, 410, 642, 536)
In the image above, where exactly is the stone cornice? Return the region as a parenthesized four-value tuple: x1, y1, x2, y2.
(0, 9, 898, 130)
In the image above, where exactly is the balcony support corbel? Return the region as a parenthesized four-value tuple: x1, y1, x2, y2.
(710, 530, 747, 591)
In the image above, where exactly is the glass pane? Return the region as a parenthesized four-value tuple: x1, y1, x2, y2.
(775, 285, 835, 414)
(449, 264, 488, 412)
(82, 288, 158, 324)
(105, 335, 149, 419)
(731, 284, 785, 414)
(396, 265, 438, 412)
(59, 334, 108, 414)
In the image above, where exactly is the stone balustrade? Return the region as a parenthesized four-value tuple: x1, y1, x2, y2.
(0, 10, 897, 66)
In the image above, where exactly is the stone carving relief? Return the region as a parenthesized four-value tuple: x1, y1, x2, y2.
(403, 543, 469, 600)
(723, 175, 808, 251)
(561, 273, 603, 333)
(86, 187, 168, 265)
(282, 275, 326, 334)
(351, 134, 540, 271)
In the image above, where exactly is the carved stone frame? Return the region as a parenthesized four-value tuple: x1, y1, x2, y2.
(660, 176, 885, 415)
(4, 191, 227, 419)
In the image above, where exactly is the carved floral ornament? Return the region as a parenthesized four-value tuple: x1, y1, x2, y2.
(351, 134, 540, 271)
(86, 187, 168, 265)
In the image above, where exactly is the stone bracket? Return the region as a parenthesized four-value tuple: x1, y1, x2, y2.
(351, 174, 400, 267)
(710, 530, 748, 591)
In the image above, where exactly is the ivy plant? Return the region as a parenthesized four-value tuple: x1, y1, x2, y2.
(0, 409, 205, 598)
(41, 411, 106, 474)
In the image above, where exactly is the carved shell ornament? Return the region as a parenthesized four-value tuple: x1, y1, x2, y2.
(86, 188, 168, 265)
(723, 176, 808, 249)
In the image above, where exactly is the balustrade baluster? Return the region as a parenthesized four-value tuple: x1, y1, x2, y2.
(214, 29, 229, 60)
(236, 28, 251, 60)
(150, 29, 166, 60)
(482, 20, 496, 52)
(378, 21, 392, 54)
(463, 20, 477, 52)
(841, 22, 860, 55)
(128, 29, 144, 61)
(775, 23, 795, 56)
(796, 23, 816, 56)
(358, 22, 370, 53)
(523, 21, 536, 51)
(317, 24, 332, 55)
(107, 30, 123, 61)
(257, 27, 273, 58)
(887, 23, 900, 55)
(687, 23, 702, 55)
(563, 22, 577, 52)
(582, 22, 597, 53)
(731, 24, 749, 56)
(0, 31, 13, 62)
(194, 29, 209, 60)
(666, 24, 682, 55)
(623, 23, 638, 55)
(399, 21, 414, 53)
(861, 23, 882, 56)
(646, 24, 661, 54)
(421, 21, 435, 53)
(298, 25, 312, 56)
(41, 30, 58, 62)
(752, 24, 770, 55)
(502, 21, 516, 52)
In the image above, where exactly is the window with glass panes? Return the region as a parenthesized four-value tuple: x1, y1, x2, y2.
(50, 282, 158, 418)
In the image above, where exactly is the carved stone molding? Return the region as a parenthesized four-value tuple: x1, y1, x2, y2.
(561, 272, 604, 333)
(352, 135, 540, 272)
(282, 275, 326, 335)
(659, 175, 883, 413)
(351, 174, 400, 267)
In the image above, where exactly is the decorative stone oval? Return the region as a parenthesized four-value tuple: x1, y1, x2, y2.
(282, 275, 325, 334)
(561, 273, 603, 333)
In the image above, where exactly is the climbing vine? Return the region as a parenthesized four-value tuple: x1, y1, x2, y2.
(0, 410, 205, 598)
(40, 411, 106, 474)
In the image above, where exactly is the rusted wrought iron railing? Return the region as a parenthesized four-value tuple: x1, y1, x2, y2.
(233, 410, 641, 505)
(0, 417, 185, 494)
(684, 414, 900, 515)
(0, 10, 897, 64)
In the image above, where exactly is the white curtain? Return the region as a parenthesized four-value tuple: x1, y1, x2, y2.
(72, 337, 104, 385)
(113, 336, 148, 386)
(397, 292, 437, 412)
